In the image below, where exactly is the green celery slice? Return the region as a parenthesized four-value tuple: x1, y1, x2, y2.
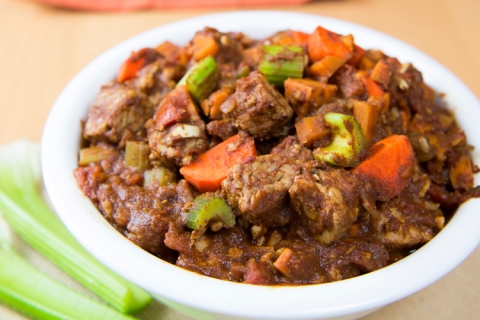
(78, 146, 115, 166)
(177, 56, 220, 103)
(0, 140, 151, 313)
(313, 112, 365, 167)
(259, 45, 305, 87)
(125, 141, 151, 171)
(186, 195, 235, 231)
(0, 247, 135, 320)
(143, 167, 177, 187)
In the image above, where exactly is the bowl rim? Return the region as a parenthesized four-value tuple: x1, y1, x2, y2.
(41, 10, 480, 320)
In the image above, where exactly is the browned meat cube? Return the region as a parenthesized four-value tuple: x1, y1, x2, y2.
(289, 169, 360, 245)
(130, 58, 182, 106)
(221, 71, 293, 139)
(332, 64, 365, 99)
(270, 135, 314, 164)
(206, 119, 238, 140)
(148, 86, 207, 166)
(96, 179, 193, 262)
(222, 154, 299, 229)
(370, 167, 444, 249)
(83, 82, 154, 144)
(148, 122, 207, 167)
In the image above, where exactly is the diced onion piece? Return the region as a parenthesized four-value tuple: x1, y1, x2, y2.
(170, 124, 201, 138)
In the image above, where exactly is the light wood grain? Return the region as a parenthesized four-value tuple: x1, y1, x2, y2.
(1, 0, 479, 319)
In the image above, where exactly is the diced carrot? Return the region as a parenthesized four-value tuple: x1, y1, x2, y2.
(242, 47, 262, 66)
(117, 59, 143, 82)
(192, 34, 219, 61)
(307, 26, 352, 62)
(364, 94, 390, 116)
(370, 60, 391, 85)
(269, 30, 308, 46)
(449, 152, 474, 191)
(359, 55, 376, 70)
(295, 115, 331, 148)
(155, 41, 180, 61)
(290, 30, 309, 46)
(361, 76, 385, 98)
(284, 78, 337, 116)
(348, 45, 365, 67)
(180, 133, 257, 192)
(306, 55, 347, 78)
(178, 46, 191, 66)
(273, 248, 294, 278)
(352, 135, 415, 201)
(340, 34, 355, 52)
(117, 48, 159, 82)
(153, 86, 199, 129)
(200, 88, 232, 120)
(352, 100, 379, 145)
(271, 31, 295, 46)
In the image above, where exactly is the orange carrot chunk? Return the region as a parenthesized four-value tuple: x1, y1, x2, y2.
(192, 34, 219, 61)
(180, 133, 257, 192)
(307, 26, 352, 62)
(117, 48, 160, 82)
(361, 76, 385, 98)
(153, 86, 200, 129)
(155, 41, 180, 61)
(290, 30, 309, 46)
(352, 135, 415, 201)
(348, 45, 365, 67)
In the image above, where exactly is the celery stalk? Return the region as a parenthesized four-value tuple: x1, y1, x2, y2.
(259, 45, 305, 87)
(0, 246, 136, 320)
(0, 140, 151, 313)
(177, 56, 220, 103)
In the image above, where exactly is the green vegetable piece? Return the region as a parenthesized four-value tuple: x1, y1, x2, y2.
(186, 195, 235, 231)
(0, 220, 135, 320)
(237, 64, 250, 79)
(125, 141, 151, 171)
(0, 217, 11, 251)
(258, 45, 305, 87)
(79, 146, 115, 166)
(177, 56, 220, 103)
(0, 140, 151, 314)
(313, 112, 365, 167)
(143, 167, 177, 187)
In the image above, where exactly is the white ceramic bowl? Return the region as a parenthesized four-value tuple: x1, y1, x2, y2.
(41, 11, 480, 320)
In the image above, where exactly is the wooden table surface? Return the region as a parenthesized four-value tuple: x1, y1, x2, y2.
(1, 0, 479, 319)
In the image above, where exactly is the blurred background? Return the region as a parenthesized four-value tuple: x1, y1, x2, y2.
(0, 0, 479, 319)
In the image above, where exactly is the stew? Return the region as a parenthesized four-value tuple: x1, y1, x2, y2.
(74, 26, 479, 285)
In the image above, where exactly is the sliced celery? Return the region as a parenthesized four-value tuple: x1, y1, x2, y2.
(313, 113, 365, 167)
(186, 195, 235, 232)
(125, 141, 151, 171)
(177, 56, 220, 103)
(237, 64, 250, 79)
(259, 45, 305, 86)
(79, 146, 115, 166)
(0, 141, 151, 313)
(143, 167, 177, 187)
(0, 245, 135, 320)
